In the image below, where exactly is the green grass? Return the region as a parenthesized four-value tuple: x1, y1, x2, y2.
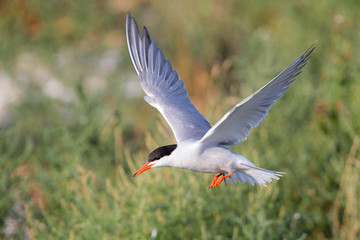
(1, 0, 360, 239)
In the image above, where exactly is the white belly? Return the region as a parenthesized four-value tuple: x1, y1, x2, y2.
(170, 141, 256, 173)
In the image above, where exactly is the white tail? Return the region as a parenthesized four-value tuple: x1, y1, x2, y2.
(224, 164, 285, 187)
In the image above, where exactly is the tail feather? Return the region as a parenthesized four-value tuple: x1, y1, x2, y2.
(224, 165, 285, 187)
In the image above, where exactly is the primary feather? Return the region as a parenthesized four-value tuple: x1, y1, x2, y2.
(126, 13, 211, 142)
(200, 44, 315, 146)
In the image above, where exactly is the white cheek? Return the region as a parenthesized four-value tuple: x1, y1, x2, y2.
(152, 156, 171, 168)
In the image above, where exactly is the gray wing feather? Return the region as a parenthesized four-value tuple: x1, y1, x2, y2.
(200, 44, 315, 146)
(126, 13, 211, 142)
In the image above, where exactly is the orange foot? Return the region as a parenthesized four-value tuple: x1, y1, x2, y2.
(209, 172, 233, 188)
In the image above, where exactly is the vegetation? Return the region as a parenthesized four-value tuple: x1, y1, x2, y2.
(0, 0, 359, 239)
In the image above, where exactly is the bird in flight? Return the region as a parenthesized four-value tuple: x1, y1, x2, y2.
(126, 13, 314, 188)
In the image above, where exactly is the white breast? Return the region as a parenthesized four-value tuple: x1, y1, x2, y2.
(169, 141, 252, 173)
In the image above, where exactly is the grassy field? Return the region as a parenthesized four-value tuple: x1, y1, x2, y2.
(1, 0, 359, 239)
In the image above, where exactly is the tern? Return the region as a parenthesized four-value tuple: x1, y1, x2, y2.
(126, 13, 314, 188)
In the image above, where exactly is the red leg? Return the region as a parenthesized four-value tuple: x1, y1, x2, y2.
(211, 172, 233, 188)
(209, 173, 223, 188)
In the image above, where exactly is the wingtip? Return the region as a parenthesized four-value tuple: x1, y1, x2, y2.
(308, 40, 318, 48)
(305, 41, 317, 56)
(142, 26, 150, 39)
(302, 43, 316, 64)
(125, 12, 139, 34)
(126, 12, 132, 27)
(125, 12, 132, 37)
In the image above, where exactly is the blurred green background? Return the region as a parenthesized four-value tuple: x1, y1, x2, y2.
(0, 0, 359, 239)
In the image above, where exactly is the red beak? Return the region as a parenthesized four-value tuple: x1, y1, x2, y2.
(133, 163, 154, 177)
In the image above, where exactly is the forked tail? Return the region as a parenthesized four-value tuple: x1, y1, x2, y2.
(224, 164, 285, 187)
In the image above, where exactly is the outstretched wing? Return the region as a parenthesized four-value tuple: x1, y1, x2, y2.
(200, 44, 315, 146)
(126, 13, 211, 142)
